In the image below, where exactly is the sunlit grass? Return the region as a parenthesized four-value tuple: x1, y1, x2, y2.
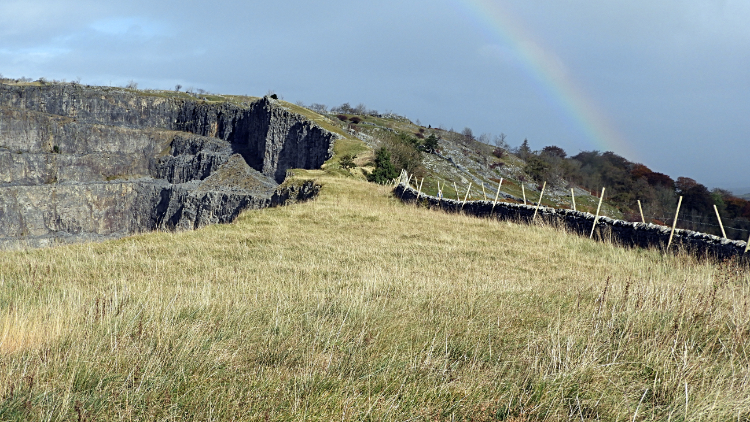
(0, 175, 748, 420)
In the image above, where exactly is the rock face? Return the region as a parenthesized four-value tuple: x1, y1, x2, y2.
(0, 83, 336, 249)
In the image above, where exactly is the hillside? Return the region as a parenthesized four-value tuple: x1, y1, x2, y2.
(1, 81, 749, 419)
(4, 78, 744, 249)
(1, 173, 749, 420)
(322, 110, 617, 216)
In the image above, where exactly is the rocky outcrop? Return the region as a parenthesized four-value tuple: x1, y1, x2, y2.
(395, 182, 750, 262)
(0, 82, 337, 249)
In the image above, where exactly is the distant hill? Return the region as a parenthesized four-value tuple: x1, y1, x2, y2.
(730, 187, 750, 198)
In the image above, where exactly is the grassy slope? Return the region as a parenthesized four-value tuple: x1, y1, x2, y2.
(1, 174, 749, 421)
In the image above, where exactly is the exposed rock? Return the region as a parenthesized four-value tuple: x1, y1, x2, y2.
(0, 83, 337, 249)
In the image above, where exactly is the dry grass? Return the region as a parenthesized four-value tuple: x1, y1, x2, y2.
(0, 175, 748, 420)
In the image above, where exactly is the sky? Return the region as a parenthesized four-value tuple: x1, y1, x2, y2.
(1, 0, 748, 192)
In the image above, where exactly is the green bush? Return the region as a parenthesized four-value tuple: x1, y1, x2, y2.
(367, 147, 398, 184)
(339, 154, 356, 170)
(524, 155, 550, 183)
(421, 134, 439, 153)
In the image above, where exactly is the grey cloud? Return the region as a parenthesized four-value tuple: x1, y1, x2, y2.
(0, 0, 747, 188)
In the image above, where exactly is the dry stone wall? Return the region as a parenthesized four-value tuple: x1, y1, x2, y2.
(395, 182, 749, 262)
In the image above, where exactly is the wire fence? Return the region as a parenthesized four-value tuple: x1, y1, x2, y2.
(399, 174, 750, 242)
(636, 214, 750, 235)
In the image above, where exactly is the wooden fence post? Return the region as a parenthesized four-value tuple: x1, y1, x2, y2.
(491, 178, 503, 213)
(481, 182, 487, 201)
(522, 184, 527, 205)
(713, 204, 727, 239)
(571, 188, 576, 211)
(400, 172, 412, 199)
(533, 181, 547, 221)
(589, 187, 606, 239)
(453, 182, 460, 201)
(416, 178, 424, 201)
(745, 233, 750, 254)
(638, 200, 645, 224)
(667, 196, 683, 250)
(461, 182, 472, 211)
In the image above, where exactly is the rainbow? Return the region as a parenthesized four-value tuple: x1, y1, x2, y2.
(456, 0, 636, 159)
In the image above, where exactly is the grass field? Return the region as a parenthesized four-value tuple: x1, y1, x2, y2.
(1, 174, 748, 420)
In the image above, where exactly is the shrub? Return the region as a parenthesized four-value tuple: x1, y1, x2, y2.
(421, 134, 439, 153)
(349, 116, 362, 124)
(367, 147, 398, 184)
(336, 114, 348, 122)
(492, 147, 505, 159)
(461, 127, 474, 142)
(339, 154, 356, 170)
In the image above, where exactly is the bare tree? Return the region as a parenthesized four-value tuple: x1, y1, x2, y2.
(494, 133, 508, 149)
(461, 127, 475, 142)
(175, 84, 182, 92)
(309, 103, 328, 113)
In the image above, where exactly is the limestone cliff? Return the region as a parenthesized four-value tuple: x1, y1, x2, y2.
(0, 82, 336, 249)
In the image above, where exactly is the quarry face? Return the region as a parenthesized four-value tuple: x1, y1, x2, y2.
(0, 83, 336, 249)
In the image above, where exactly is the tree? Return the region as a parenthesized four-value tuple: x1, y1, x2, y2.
(461, 127, 475, 142)
(524, 155, 550, 183)
(676, 177, 698, 194)
(335, 103, 354, 114)
(422, 134, 439, 153)
(630, 164, 652, 180)
(681, 182, 713, 215)
(367, 147, 398, 184)
(494, 133, 508, 149)
(644, 172, 674, 189)
(309, 103, 327, 113)
(517, 139, 532, 160)
(175, 84, 182, 92)
(541, 145, 567, 159)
